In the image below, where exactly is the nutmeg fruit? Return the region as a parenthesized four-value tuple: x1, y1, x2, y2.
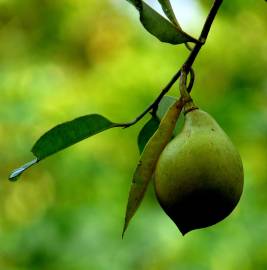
(154, 108, 244, 235)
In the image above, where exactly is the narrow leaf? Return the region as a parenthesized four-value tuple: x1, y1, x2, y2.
(126, 0, 198, 44)
(158, 0, 182, 29)
(137, 115, 160, 154)
(156, 95, 177, 119)
(9, 114, 118, 181)
(122, 98, 185, 237)
(137, 96, 177, 155)
(157, 95, 185, 136)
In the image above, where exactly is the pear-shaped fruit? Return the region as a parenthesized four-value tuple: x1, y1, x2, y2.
(154, 108, 244, 235)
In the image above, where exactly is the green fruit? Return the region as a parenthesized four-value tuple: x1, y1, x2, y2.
(154, 107, 244, 235)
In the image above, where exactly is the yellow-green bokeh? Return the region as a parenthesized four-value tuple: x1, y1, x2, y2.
(0, 1, 267, 269)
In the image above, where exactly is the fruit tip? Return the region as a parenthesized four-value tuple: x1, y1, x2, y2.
(176, 224, 192, 236)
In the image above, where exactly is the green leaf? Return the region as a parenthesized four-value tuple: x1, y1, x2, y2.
(9, 114, 118, 181)
(137, 96, 177, 155)
(137, 115, 160, 154)
(122, 98, 185, 237)
(32, 114, 117, 159)
(156, 95, 177, 119)
(126, 0, 198, 44)
(156, 95, 185, 135)
(158, 0, 182, 29)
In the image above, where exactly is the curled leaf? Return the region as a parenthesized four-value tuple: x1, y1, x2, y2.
(9, 158, 38, 182)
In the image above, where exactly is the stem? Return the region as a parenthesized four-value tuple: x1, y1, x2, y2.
(187, 68, 195, 94)
(118, 0, 223, 128)
(183, 0, 223, 72)
(180, 67, 190, 100)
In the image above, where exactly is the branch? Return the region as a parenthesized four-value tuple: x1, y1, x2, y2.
(118, 0, 223, 128)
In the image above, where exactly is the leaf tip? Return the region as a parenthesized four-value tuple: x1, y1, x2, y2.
(8, 158, 38, 182)
(122, 221, 128, 239)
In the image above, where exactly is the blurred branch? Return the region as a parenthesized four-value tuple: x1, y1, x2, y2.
(117, 0, 223, 128)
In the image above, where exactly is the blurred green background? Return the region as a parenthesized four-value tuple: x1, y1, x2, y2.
(0, 0, 267, 269)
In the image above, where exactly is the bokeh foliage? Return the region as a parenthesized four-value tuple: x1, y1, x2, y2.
(0, 0, 267, 269)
